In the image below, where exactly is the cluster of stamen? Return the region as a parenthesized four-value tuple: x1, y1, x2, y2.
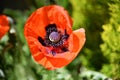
(38, 24, 69, 55)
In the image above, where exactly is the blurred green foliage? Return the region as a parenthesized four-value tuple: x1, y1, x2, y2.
(100, 0, 120, 79)
(70, 0, 109, 71)
(0, 0, 120, 80)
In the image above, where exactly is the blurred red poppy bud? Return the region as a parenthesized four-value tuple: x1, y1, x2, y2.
(0, 15, 10, 39)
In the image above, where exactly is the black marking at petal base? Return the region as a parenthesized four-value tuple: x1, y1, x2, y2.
(51, 50, 56, 56)
(38, 37, 46, 46)
(63, 29, 69, 39)
(61, 47, 69, 52)
(45, 24, 57, 35)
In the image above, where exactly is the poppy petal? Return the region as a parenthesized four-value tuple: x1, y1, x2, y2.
(24, 8, 49, 38)
(0, 15, 9, 39)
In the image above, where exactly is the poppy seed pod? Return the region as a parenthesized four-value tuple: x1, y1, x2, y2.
(24, 5, 86, 70)
(0, 15, 10, 39)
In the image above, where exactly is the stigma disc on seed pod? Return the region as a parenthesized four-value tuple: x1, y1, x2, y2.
(49, 32, 60, 42)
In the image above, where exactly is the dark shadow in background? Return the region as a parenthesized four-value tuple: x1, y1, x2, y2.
(0, 0, 37, 13)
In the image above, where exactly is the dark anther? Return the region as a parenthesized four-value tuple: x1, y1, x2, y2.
(38, 37, 46, 46)
(63, 29, 69, 39)
(61, 47, 68, 52)
(51, 50, 56, 56)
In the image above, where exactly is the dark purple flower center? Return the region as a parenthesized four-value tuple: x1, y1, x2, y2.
(38, 24, 69, 55)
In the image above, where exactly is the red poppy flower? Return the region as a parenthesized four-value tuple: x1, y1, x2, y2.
(0, 15, 10, 39)
(24, 5, 86, 70)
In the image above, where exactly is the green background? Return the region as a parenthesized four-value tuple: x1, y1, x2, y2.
(0, 0, 120, 80)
